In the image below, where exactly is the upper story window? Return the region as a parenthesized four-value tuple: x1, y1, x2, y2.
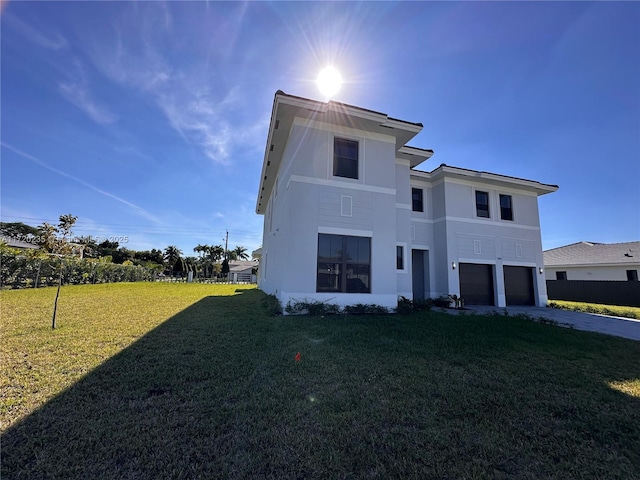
(500, 194, 513, 221)
(475, 191, 490, 218)
(333, 138, 358, 179)
(412, 188, 424, 212)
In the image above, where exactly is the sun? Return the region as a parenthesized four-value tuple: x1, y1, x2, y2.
(316, 66, 342, 99)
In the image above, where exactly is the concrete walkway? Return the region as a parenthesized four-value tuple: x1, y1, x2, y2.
(451, 305, 640, 341)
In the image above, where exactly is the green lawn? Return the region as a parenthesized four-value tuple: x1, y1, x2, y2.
(548, 300, 640, 320)
(2, 283, 639, 479)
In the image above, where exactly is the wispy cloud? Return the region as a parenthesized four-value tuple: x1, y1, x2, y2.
(1, 143, 161, 224)
(85, 7, 256, 165)
(58, 60, 117, 125)
(3, 13, 69, 51)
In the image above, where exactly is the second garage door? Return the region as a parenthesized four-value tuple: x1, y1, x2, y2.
(459, 263, 494, 305)
(504, 266, 535, 305)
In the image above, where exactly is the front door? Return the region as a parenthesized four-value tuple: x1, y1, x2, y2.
(412, 250, 425, 301)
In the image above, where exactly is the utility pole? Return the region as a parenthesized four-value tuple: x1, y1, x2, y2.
(222, 230, 230, 281)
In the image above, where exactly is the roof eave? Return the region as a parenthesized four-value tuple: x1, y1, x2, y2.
(430, 164, 559, 195)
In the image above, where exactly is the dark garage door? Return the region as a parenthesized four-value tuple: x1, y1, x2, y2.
(504, 266, 535, 305)
(459, 263, 494, 305)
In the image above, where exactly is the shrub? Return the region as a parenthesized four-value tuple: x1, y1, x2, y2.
(0, 249, 156, 288)
(262, 294, 282, 316)
(432, 296, 451, 308)
(343, 303, 389, 315)
(396, 296, 413, 314)
(285, 299, 340, 316)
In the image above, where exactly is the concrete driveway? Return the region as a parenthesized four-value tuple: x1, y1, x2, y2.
(457, 305, 640, 341)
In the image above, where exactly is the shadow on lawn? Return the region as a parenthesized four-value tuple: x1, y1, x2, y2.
(2, 289, 273, 479)
(4, 291, 640, 479)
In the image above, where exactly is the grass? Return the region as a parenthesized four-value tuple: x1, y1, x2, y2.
(2, 283, 640, 479)
(548, 300, 640, 320)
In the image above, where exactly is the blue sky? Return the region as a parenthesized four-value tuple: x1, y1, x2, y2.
(1, 1, 638, 256)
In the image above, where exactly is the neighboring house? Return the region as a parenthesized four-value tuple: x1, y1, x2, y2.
(255, 91, 558, 309)
(544, 241, 640, 281)
(0, 235, 39, 250)
(228, 260, 258, 283)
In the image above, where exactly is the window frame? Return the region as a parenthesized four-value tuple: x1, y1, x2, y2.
(499, 194, 514, 221)
(475, 190, 490, 218)
(396, 245, 404, 270)
(333, 137, 359, 180)
(411, 188, 424, 212)
(317, 233, 371, 293)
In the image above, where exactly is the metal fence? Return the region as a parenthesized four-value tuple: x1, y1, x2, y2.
(546, 280, 640, 307)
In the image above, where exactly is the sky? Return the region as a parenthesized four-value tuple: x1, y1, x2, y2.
(1, 1, 639, 256)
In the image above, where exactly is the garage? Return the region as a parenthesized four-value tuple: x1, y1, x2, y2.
(459, 263, 494, 305)
(504, 266, 535, 305)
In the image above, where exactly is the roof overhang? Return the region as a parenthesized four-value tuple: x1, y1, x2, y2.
(256, 91, 426, 214)
(397, 146, 434, 168)
(412, 164, 558, 196)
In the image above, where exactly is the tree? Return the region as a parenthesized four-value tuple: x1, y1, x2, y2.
(134, 249, 164, 266)
(231, 246, 249, 260)
(163, 245, 182, 277)
(74, 236, 98, 258)
(45, 214, 78, 329)
(0, 221, 40, 240)
(112, 247, 134, 264)
(206, 245, 224, 263)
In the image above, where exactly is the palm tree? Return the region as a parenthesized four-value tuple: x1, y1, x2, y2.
(206, 245, 225, 263)
(231, 246, 249, 260)
(163, 245, 183, 277)
(193, 244, 206, 257)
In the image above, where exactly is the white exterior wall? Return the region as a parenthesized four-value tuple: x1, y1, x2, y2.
(261, 118, 400, 309)
(546, 266, 639, 281)
(258, 99, 555, 311)
(438, 179, 548, 307)
(396, 161, 412, 298)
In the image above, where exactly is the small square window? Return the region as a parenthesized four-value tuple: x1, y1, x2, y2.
(627, 270, 638, 281)
(556, 271, 567, 280)
(396, 245, 404, 270)
(476, 191, 490, 218)
(412, 188, 423, 212)
(500, 194, 513, 221)
(333, 138, 358, 179)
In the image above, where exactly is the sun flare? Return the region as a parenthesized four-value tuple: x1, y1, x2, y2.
(316, 66, 342, 99)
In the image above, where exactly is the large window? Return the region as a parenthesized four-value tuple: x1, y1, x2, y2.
(317, 234, 370, 293)
(333, 138, 358, 179)
(412, 188, 423, 212)
(500, 194, 513, 221)
(476, 191, 490, 218)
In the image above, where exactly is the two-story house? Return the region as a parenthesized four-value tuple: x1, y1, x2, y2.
(255, 91, 558, 310)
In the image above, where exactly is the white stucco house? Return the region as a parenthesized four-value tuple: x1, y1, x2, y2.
(255, 91, 558, 310)
(544, 241, 640, 281)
